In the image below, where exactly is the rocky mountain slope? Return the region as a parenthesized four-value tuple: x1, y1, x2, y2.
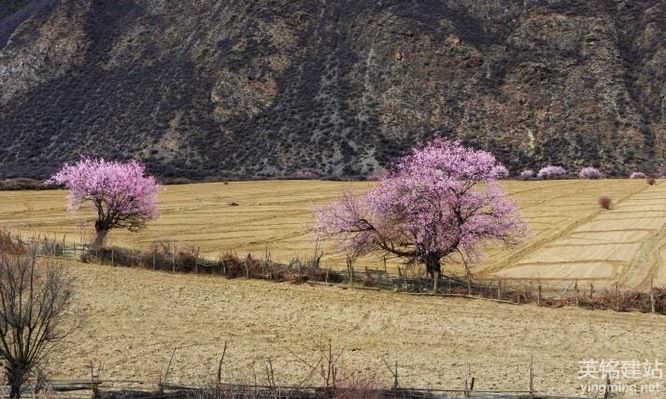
(0, 0, 664, 178)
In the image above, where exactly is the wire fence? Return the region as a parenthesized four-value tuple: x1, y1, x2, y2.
(0, 379, 593, 399)
(5, 231, 666, 315)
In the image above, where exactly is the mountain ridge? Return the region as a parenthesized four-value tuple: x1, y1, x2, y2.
(0, 0, 664, 178)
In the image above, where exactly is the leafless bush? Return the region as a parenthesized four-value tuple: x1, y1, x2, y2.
(647, 177, 656, 185)
(0, 230, 27, 255)
(0, 253, 78, 399)
(598, 196, 612, 210)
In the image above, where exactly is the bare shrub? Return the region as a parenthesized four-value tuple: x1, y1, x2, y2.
(219, 252, 246, 278)
(647, 177, 656, 186)
(0, 230, 27, 255)
(598, 196, 612, 210)
(0, 253, 78, 399)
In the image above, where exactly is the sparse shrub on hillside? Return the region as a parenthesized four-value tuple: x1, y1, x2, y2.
(598, 196, 612, 210)
(519, 170, 534, 179)
(578, 167, 603, 179)
(630, 172, 646, 179)
(47, 158, 159, 248)
(491, 165, 509, 178)
(316, 137, 527, 292)
(537, 165, 567, 179)
(159, 177, 192, 185)
(0, 178, 48, 191)
(647, 177, 656, 186)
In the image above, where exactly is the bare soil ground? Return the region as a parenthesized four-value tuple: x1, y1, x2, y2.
(56, 261, 666, 397)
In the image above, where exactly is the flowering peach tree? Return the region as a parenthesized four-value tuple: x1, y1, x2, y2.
(48, 158, 159, 247)
(315, 138, 527, 291)
(578, 167, 603, 179)
(492, 165, 510, 178)
(520, 170, 534, 179)
(537, 165, 567, 179)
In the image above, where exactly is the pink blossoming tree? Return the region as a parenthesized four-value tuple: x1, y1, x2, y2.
(315, 138, 527, 291)
(48, 158, 159, 247)
(492, 165, 510, 178)
(578, 167, 603, 179)
(537, 165, 567, 179)
(520, 170, 534, 179)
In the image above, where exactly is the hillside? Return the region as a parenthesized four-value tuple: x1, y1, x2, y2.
(0, 0, 665, 178)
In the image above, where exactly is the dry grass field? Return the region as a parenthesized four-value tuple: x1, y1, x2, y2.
(1, 179, 665, 290)
(55, 260, 666, 397)
(0, 179, 665, 395)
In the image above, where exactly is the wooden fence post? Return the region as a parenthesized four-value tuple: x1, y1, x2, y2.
(195, 247, 200, 274)
(172, 240, 176, 273)
(604, 374, 612, 399)
(497, 280, 502, 300)
(529, 356, 535, 399)
(650, 279, 656, 314)
(89, 360, 99, 399)
(111, 248, 114, 266)
(464, 364, 474, 398)
(152, 248, 156, 270)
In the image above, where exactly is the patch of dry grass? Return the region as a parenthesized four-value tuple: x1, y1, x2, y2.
(56, 260, 666, 396)
(0, 179, 664, 290)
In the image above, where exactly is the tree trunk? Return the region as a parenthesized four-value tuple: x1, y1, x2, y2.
(93, 229, 108, 248)
(424, 255, 442, 293)
(7, 365, 27, 399)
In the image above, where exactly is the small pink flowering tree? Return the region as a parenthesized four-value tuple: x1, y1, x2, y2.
(315, 138, 527, 291)
(492, 165, 510, 178)
(537, 165, 567, 179)
(520, 170, 534, 179)
(578, 167, 603, 179)
(48, 158, 159, 247)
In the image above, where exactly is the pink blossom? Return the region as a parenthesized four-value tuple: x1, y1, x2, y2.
(47, 158, 159, 246)
(578, 167, 603, 179)
(520, 170, 534, 179)
(537, 165, 567, 179)
(315, 138, 527, 289)
(492, 165, 510, 179)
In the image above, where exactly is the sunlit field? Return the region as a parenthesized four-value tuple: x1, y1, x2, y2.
(2, 179, 666, 396)
(0, 179, 665, 290)
(53, 260, 666, 395)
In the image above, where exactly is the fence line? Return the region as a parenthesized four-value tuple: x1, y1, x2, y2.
(7, 233, 666, 314)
